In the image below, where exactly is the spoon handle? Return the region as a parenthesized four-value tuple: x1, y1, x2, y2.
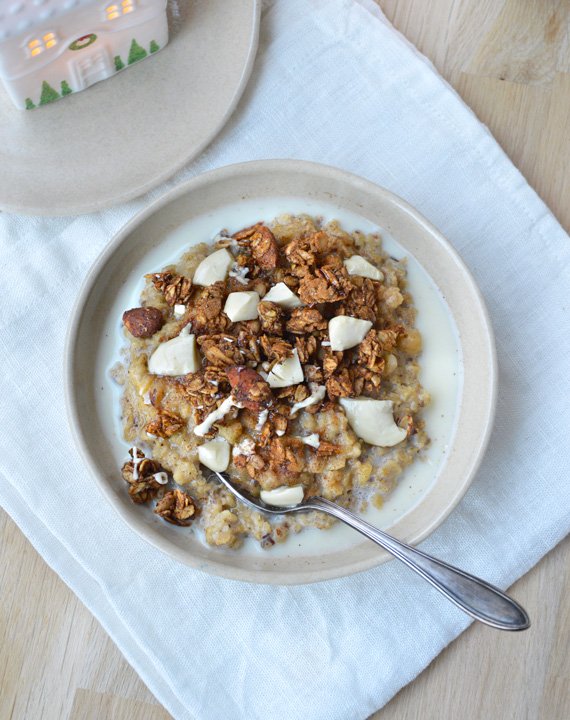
(308, 496, 529, 631)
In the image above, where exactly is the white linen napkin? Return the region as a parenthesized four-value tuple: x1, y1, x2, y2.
(1, 1, 569, 718)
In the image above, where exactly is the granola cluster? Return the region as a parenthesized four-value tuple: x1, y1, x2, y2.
(118, 215, 429, 547)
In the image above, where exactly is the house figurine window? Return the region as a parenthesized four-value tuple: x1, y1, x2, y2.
(106, 0, 136, 21)
(27, 32, 58, 58)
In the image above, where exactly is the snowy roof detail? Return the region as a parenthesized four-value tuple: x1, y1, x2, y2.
(0, 0, 96, 41)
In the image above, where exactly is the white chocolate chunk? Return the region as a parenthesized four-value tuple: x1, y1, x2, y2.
(198, 438, 231, 472)
(339, 398, 406, 447)
(194, 395, 237, 437)
(267, 349, 304, 388)
(344, 255, 384, 281)
(193, 249, 233, 286)
(260, 485, 304, 507)
(328, 316, 373, 351)
(173, 304, 186, 318)
(262, 282, 302, 309)
(224, 291, 260, 322)
(290, 385, 326, 416)
(148, 329, 200, 376)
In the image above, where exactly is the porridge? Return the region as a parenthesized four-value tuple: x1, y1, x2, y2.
(114, 215, 430, 549)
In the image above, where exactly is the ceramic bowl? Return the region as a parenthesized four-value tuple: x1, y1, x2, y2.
(65, 160, 496, 584)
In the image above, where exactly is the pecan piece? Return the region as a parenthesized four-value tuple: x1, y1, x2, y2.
(145, 410, 184, 438)
(154, 490, 197, 526)
(227, 366, 273, 411)
(298, 264, 352, 305)
(258, 301, 285, 335)
(145, 272, 193, 306)
(122, 307, 164, 338)
(286, 307, 327, 334)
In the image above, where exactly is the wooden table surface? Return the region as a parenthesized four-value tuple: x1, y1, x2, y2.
(1, 1, 569, 718)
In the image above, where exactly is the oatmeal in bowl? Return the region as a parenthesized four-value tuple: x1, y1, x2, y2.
(115, 214, 431, 549)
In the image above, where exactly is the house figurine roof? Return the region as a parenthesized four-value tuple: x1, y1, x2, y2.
(0, 0, 95, 42)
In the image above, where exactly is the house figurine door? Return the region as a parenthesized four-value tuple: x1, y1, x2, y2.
(71, 44, 113, 90)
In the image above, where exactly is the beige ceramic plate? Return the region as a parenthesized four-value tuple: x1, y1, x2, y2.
(65, 160, 497, 584)
(0, 0, 260, 216)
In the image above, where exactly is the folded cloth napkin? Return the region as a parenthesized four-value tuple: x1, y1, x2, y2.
(1, 1, 569, 718)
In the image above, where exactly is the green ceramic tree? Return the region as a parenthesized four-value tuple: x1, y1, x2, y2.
(39, 81, 60, 106)
(128, 39, 147, 65)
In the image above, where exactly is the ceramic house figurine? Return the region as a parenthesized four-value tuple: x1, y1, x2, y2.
(0, 0, 168, 109)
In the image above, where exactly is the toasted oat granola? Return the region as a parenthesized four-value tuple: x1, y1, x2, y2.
(116, 215, 430, 549)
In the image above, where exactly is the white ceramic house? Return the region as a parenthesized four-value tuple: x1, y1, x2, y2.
(0, 0, 168, 109)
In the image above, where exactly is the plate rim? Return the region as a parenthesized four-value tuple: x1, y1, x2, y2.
(64, 159, 497, 585)
(0, 0, 262, 217)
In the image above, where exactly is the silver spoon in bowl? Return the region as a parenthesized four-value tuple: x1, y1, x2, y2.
(210, 470, 530, 631)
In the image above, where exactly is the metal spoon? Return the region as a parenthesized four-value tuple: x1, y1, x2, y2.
(211, 471, 530, 631)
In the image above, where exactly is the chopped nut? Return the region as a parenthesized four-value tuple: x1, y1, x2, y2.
(145, 272, 193, 306)
(286, 307, 327, 334)
(298, 264, 352, 305)
(154, 490, 197, 526)
(145, 410, 184, 438)
(122, 307, 164, 338)
(227, 366, 273, 411)
(258, 301, 285, 335)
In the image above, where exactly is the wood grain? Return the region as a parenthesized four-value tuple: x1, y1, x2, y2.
(1, 1, 570, 718)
